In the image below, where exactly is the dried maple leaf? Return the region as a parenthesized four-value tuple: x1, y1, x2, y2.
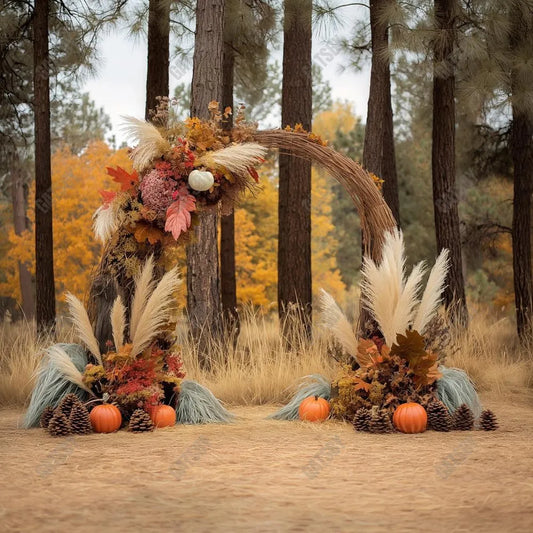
(391, 330, 441, 388)
(353, 377, 371, 393)
(164, 187, 196, 240)
(133, 222, 164, 245)
(106, 166, 139, 192)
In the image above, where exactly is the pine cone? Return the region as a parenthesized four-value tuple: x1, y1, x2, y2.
(48, 410, 72, 437)
(427, 400, 452, 432)
(129, 409, 154, 433)
(353, 408, 372, 432)
(368, 409, 394, 434)
(58, 393, 82, 418)
(452, 404, 474, 431)
(69, 403, 92, 435)
(479, 409, 498, 431)
(40, 406, 55, 429)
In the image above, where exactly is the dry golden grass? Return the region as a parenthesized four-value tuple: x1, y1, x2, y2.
(0, 305, 532, 408)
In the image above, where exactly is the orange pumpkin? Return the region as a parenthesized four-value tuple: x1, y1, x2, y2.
(90, 404, 122, 433)
(149, 405, 176, 428)
(298, 395, 330, 422)
(393, 402, 427, 433)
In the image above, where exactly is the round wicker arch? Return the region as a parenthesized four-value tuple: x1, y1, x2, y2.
(253, 129, 397, 260)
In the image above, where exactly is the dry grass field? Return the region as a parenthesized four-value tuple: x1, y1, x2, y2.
(1, 307, 532, 532)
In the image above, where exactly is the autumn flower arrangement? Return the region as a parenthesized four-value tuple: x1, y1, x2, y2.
(93, 101, 266, 252)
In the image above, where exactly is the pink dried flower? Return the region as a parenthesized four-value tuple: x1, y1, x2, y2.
(140, 168, 178, 217)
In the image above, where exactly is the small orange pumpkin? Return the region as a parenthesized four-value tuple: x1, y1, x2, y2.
(90, 404, 122, 433)
(298, 395, 330, 422)
(149, 405, 176, 428)
(393, 402, 427, 433)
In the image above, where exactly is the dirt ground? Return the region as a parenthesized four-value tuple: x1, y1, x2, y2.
(1, 396, 532, 533)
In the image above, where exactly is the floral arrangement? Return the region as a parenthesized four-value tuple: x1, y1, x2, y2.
(55, 257, 186, 419)
(93, 101, 266, 254)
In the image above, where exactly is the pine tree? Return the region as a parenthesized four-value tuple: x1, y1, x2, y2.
(432, 0, 468, 326)
(278, 0, 313, 341)
(145, 0, 170, 121)
(187, 0, 226, 365)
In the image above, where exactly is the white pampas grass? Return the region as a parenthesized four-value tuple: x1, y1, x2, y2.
(360, 230, 451, 345)
(197, 143, 266, 175)
(110, 296, 126, 350)
(129, 256, 156, 340)
(92, 205, 118, 243)
(121, 116, 171, 171)
(319, 289, 358, 358)
(413, 249, 450, 334)
(130, 266, 181, 357)
(65, 293, 102, 364)
(46, 345, 93, 394)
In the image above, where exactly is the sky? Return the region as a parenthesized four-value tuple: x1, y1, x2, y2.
(82, 8, 370, 146)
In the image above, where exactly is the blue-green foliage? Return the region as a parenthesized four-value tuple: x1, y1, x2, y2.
(268, 374, 332, 421)
(437, 366, 482, 417)
(23, 343, 89, 428)
(175, 380, 235, 424)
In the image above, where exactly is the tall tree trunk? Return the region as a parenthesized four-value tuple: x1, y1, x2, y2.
(510, 2, 533, 341)
(382, 58, 400, 224)
(360, 0, 399, 333)
(432, 0, 468, 326)
(34, 0, 55, 332)
(220, 29, 239, 333)
(187, 0, 225, 364)
(278, 0, 313, 340)
(11, 163, 34, 318)
(145, 0, 170, 121)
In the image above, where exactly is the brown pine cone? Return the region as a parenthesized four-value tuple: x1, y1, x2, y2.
(479, 409, 498, 431)
(368, 409, 394, 434)
(129, 409, 154, 433)
(353, 408, 372, 432)
(57, 393, 82, 418)
(452, 404, 474, 431)
(69, 403, 92, 435)
(40, 406, 56, 429)
(48, 410, 72, 437)
(427, 400, 452, 431)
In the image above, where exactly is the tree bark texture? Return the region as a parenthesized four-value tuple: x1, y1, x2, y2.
(278, 0, 313, 339)
(187, 0, 225, 362)
(220, 32, 239, 329)
(34, 0, 56, 332)
(145, 0, 170, 121)
(11, 165, 35, 318)
(432, 0, 468, 325)
(510, 2, 533, 341)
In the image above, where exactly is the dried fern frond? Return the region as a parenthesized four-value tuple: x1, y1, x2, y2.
(110, 296, 126, 350)
(413, 249, 450, 334)
(319, 289, 358, 359)
(65, 293, 102, 364)
(46, 345, 93, 394)
(197, 143, 267, 174)
(129, 256, 156, 341)
(121, 116, 171, 171)
(92, 205, 118, 243)
(130, 267, 181, 357)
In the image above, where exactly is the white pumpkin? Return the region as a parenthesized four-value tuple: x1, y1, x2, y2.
(188, 169, 214, 191)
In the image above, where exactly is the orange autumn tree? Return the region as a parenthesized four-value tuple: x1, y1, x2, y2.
(0, 142, 132, 306)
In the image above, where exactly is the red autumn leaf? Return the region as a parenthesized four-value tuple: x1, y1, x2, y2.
(164, 187, 196, 240)
(247, 166, 260, 183)
(99, 190, 117, 207)
(106, 166, 139, 192)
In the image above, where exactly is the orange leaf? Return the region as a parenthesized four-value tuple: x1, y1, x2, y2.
(106, 166, 139, 192)
(164, 187, 196, 240)
(353, 377, 371, 393)
(99, 190, 117, 207)
(133, 222, 164, 245)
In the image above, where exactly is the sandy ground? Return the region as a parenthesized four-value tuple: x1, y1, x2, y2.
(1, 397, 532, 533)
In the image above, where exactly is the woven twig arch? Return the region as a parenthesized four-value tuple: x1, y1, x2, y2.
(253, 130, 397, 260)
